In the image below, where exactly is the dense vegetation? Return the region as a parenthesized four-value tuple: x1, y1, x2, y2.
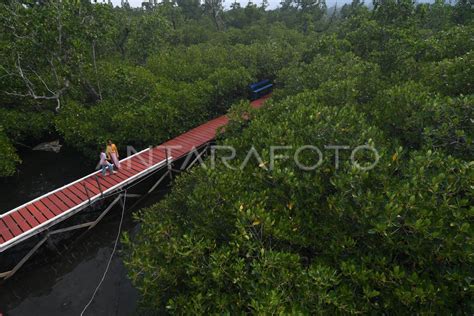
(1, 0, 473, 313)
(0, 0, 297, 173)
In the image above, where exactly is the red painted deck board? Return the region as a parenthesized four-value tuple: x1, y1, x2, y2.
(96, 174, 120, 188)
(86, 181, 103, 196)
(19, 208, 41, 227)
(179, 132, 205, 142)
(11, 212, 31, 231)
(183, 129, 209, 138)
(82, 179, 102, 195)
(42, 199, 64, 216)
(26, 205, 48, 223)
(168, 151, 187, 160)
(147, 151, 165, 164)
(133, 156, 153, 169)
(52, 193, 76, 209)
(139, 151, 158, 164)
(3, 215, 23, 235)
(0, 96, 269, 250)
(128, 157, 147, 169)
(161, 141, 188, 157)
(70, 182, 89, 194)
(105, 176, 124, 188)
(134, 159, 154, 171)
(36, 200, 58, 217)
(127, 162, 146, 173)
(63, 188, 86, 204)
(117, 168, 135, 178)
(150, 153, 167, 165)
(32, 202, 56, 220)
(47, 195, 70, 212)
(176, 138, 200, 149)
(129, 157, 150, 169)
(0, 220, 14, 241)
(94, 173, 114, 186)
(112, 171, 128, 182)
(57, 190, 82, 206)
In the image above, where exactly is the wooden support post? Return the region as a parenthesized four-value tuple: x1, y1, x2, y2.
(2, 236, 48, 280)
(88, 194, 122, 230)
(184, 145, 208, 170)
(49, 222, 96, 235)
(123, 193, 142, 198)
(148, 170, 170, 194)
(0, 270, 11, 279)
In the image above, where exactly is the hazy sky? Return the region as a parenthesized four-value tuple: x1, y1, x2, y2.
(111, 0, 354, 10)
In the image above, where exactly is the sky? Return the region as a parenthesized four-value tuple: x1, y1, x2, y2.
(111, 0, 354, 10)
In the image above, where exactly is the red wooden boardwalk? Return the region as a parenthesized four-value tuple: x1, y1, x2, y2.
(0, 96, 268, 253)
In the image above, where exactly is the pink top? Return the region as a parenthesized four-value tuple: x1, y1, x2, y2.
(99, 152, 107, 166)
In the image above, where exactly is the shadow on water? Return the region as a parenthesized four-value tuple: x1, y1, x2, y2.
(0, 147, 168, 315)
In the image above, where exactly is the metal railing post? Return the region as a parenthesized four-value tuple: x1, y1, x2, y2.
(94, 175, 104, 198)
(83, 183, 92, 205)
(165, 146, 173, 180)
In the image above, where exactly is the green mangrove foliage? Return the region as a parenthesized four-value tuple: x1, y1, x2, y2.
(122, 0, 473, 314)
(124, 93, 473, 313)
(0, 1, 300, 175)
(0, 0, 473, 313)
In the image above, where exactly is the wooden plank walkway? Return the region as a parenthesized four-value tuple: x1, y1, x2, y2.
(0, 96, 268, 253)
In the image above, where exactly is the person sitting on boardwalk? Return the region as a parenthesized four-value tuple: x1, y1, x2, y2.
(106, 140, 121, 169)
(99, 148, 116, 176)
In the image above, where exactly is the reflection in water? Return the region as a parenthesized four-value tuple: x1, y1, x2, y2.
(0, 147, 166, 315)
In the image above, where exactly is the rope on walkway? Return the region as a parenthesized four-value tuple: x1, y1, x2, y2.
(80, 191, 127, 316)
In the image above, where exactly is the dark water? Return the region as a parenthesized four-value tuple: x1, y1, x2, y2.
(0, 148, 94, 213)
(0, 147, 164, 315)
(0, 217, 140, 315)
